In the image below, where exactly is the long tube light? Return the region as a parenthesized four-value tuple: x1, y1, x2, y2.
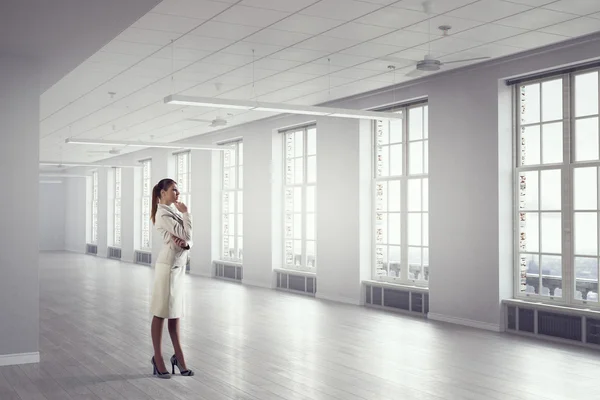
(164, 95, 403, 120)
(64, 138, 231, 150)
(39, 173, 89, 178)
(40, 161, 142, 168)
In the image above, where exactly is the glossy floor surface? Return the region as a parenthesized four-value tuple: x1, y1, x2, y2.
(0, 252, 597, 399)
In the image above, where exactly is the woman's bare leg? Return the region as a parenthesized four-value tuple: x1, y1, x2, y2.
(151, 316, 168, 373)
(168, 318, 188, 370)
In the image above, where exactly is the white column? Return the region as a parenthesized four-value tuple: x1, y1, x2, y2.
(0, 56, 40, 364)
(121, 168, 135, 263)
(188, 149, 213, 277)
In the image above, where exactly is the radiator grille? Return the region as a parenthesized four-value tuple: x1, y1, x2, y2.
(518, 308, 535, 333)
(275, 271, 316, 295)
(365, 284, 428, 315)
(86, 244, 97, 255)
(538, 311, 582, 341)
(107, 247, 121, 260)
(135, 251, 151, 266)
(588, 318, 600, 345)
(214, 261, 242, 281)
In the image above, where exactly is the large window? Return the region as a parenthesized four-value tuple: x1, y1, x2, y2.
(283, 126, 317, 270)
(516, 69, 600, 307)
(141, 159, 152, 249)
(175, 151, 191, 210)
(373, 103, 428, 286)
(113, 167, 122, 247)
(91, 171, 98, 244)
(222, 141, 243, 261)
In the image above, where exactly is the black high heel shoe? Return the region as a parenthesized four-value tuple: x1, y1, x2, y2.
(170, 354, 194, 376)
(151, 356, 171, 379)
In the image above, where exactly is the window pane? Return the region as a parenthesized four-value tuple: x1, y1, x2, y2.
(575, 71, 598, 118)
(521, 212, 539, 253)
(294, 214, 302, 239)
(388, 246, 401, 278)
(519, 171, 539, 211)
(294, 187, 301, 213)
(294, 240, 302, 266)
(390, 144, 402, 176)
(306, 241, 315, 268)
(376, 182, 387, 212)
(408, 246, 421, 269)
(307, 128, 316, 155)
(294, 158, 303, 184)
(423, 179, 428, 212)
(376, 120, 389, 145)
(574, 117, 599, 162)
(375, 246, 386, 275)
(228, 214, 235, 234)
(389, 213, 400, 245)
(238, 237, 243, 260)
(379, 213, 388, 244)
(540, 169, 561, 210)
(294, 130, 303, 157)
(408, 179, 421, 212)
(390, 119, 402, 143)
(575, 257, 599, 301)
(424, 106, 428, 139)
(542, 122, 562, 164)
(238, 143, 244, 165)
(284, 213, 292, 238)
(238, 214, 243, 236)
(377, 145, 389, 177)
(306, 213, 315, 241)
(423, 213, 429, 246)
(408, 213, 421, 246)
(574, 212, 597, 256)
(409, 141, 423, 174)
(238, 192, 243, 213)
(520, 83, 540, 125)
(306, 186, 315, 213)
(541, 212, 561, 254)
(541, 254, 561, 297)
(542, 79, 563, 122)
(307, 156, 316, 183)
(230, 167, 236, 190)
(285, 240, 293, 264)
(409, 107, 423, 140)
(284, 188, 293, 213)
(521, 125, 541, 165)
(238, 167, 243, 189)
(521, 253, 539, 294)
(388, 180, 400, 212)
(424, 141, 428, 174)
(574, 167, 597, 210)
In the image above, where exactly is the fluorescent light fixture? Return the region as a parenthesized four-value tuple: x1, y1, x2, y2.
(40, 173, 89, 178)
(40, 161, 141, 168)
(164, 95, 403, 120)
(164, 95, 255, 110)
(64, 138, 229, 151)
(39, 180, 63, 184)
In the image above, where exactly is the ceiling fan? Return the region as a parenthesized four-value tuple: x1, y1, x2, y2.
(186, 113, 234, 128)
(382, 1, 490, 77)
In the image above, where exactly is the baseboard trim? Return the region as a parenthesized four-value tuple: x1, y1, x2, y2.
(242, 279, 272, 289)
(428, 313, 501, 332)
(316, 292, 360, 306)
(0, 352, 40, 366)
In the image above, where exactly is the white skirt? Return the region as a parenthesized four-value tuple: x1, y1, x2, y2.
(150, 262, 185, 319)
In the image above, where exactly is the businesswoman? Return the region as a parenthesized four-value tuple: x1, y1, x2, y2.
(149, 178, 194, 378)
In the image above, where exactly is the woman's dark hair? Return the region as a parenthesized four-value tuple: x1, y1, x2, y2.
(151, 178, 176, 224)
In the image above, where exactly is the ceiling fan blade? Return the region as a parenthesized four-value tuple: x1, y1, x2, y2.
(442, 56, 491, 65)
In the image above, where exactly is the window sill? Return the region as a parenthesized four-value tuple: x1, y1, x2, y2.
(504, 298, 600, 318)
(274, 268, 316, 277)
(214, 260, 242, 267)
(362, 280, 429, 293)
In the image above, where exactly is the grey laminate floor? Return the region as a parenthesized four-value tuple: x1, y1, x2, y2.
(1, 252, 597, 400)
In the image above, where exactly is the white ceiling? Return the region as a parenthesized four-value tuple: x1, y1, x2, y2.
(1, 0, 162, 93)
(39, 0, 600, 162)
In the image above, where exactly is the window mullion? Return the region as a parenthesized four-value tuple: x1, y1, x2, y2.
(402, 106, 409, 283)
(563, 73, 573, 304)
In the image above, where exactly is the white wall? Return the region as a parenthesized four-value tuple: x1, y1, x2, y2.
(0, 56, 40, 361)
(64, 177, 87, 253)
(62, 33, 600, 331)
(39, 182, 66, 251)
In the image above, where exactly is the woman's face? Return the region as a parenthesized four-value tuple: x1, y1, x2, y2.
(161, 183, 179, 205)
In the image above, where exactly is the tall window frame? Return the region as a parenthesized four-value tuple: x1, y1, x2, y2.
(91, 171, 98, 244)
(222, 141, 243, 261)
(373, 103, 429, 286)
(283, 125, 317, 271)
(141, 159, 152, 250)
(175, 151, 191, 211)
(514, 67, 600, 309)
(113, 167, 122, 247)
